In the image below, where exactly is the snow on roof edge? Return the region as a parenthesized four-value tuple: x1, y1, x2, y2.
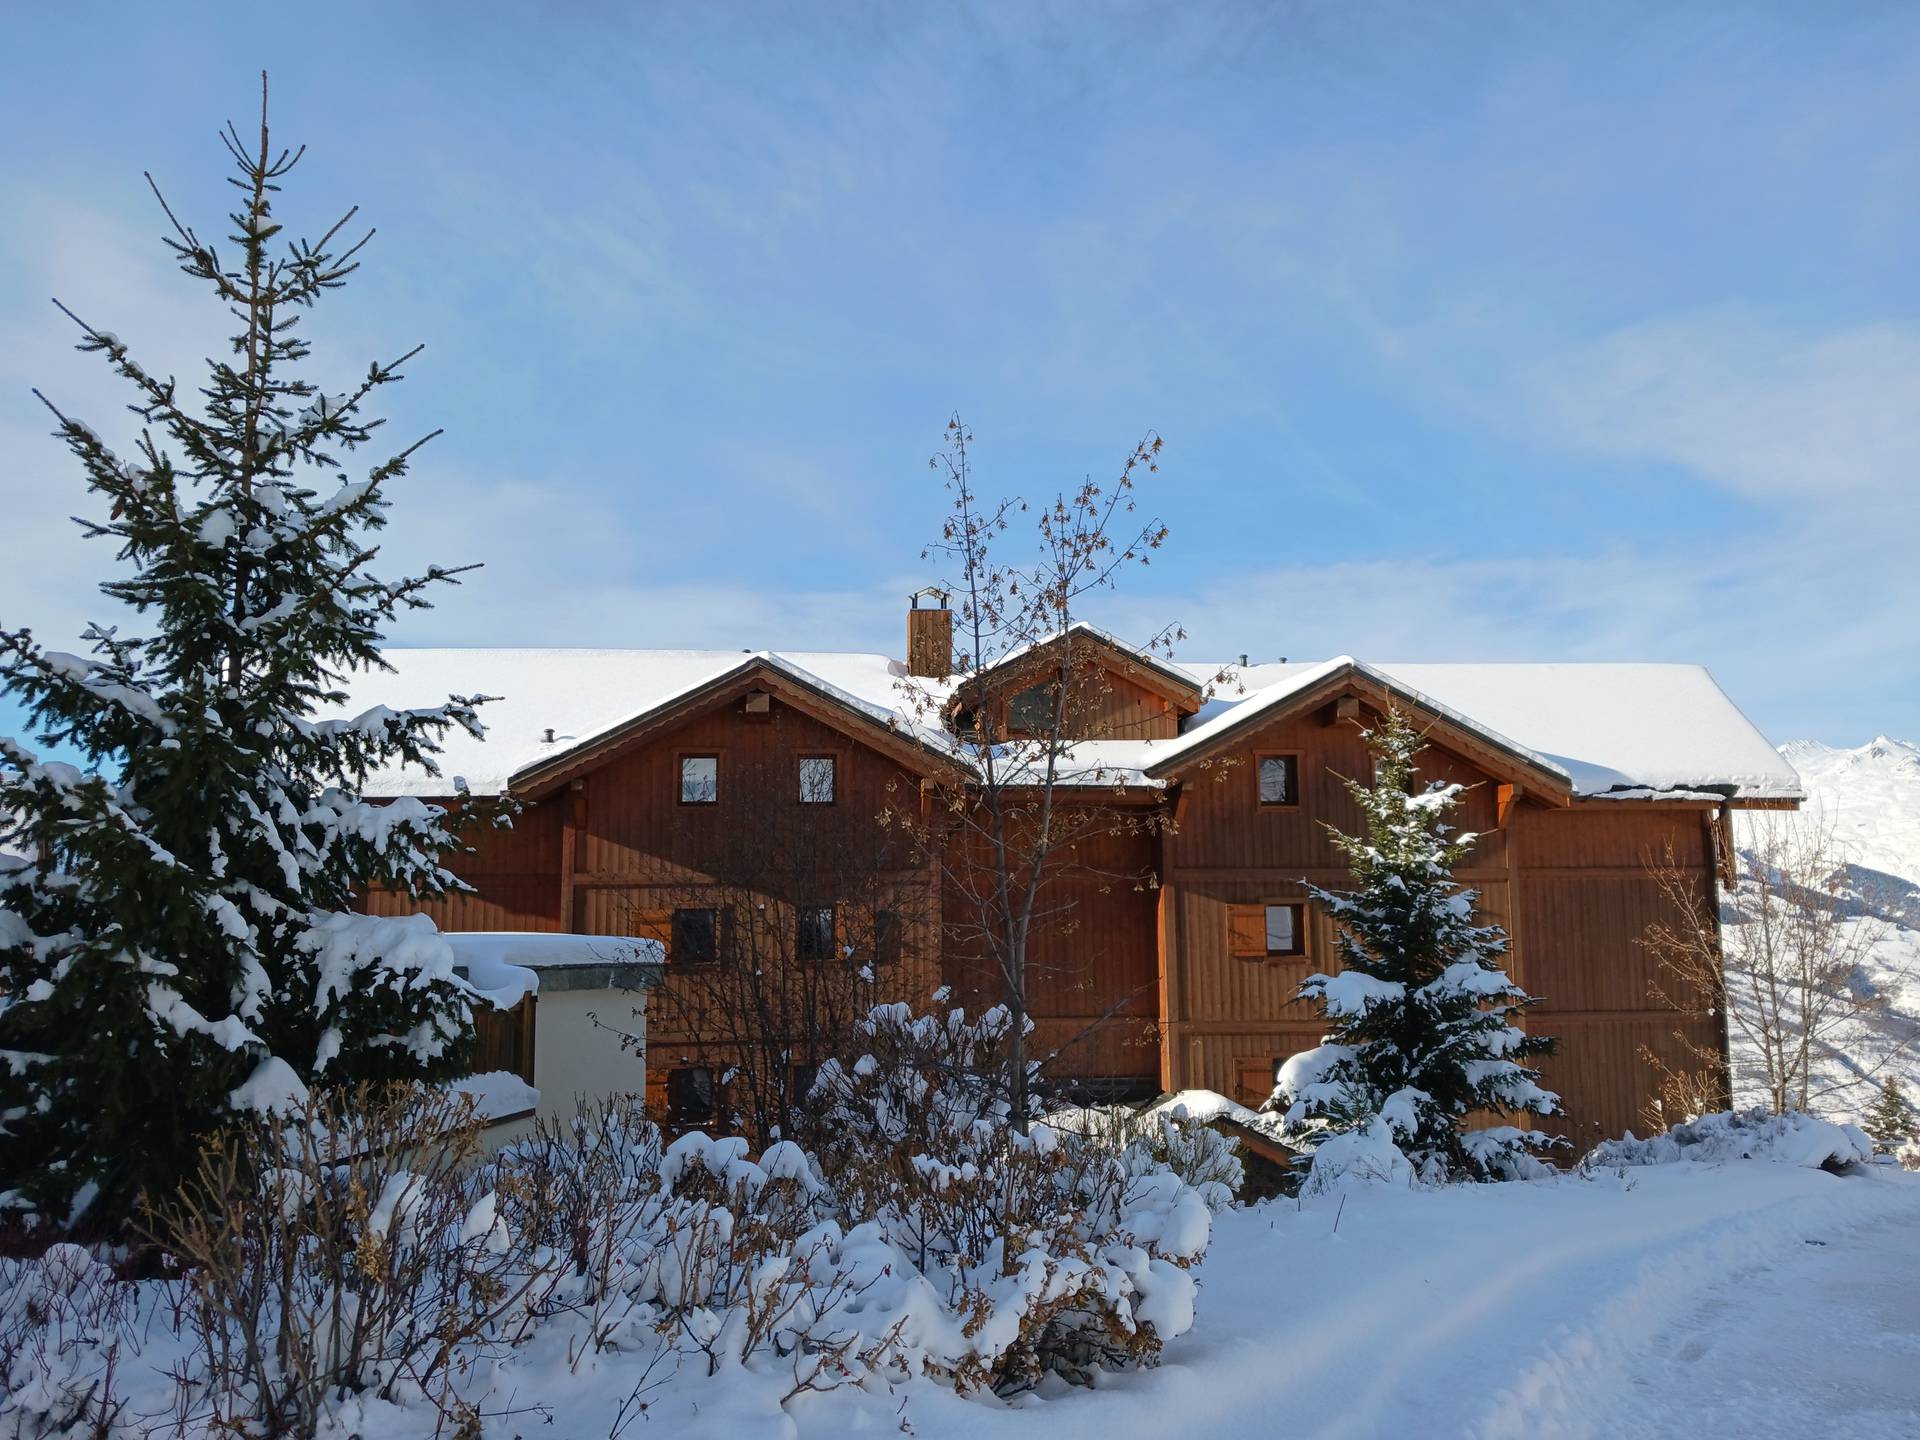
(505, 650, 959, 790)
(981, 621, 1204, 696)
(1144, 657, 1576, 788)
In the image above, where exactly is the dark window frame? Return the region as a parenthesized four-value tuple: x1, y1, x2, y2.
(872, 907, 903, 967)
(1264, 901, 1306, 958)
(671, 907, 720, 966)
(797, 753, 838, 806)
(1255, 751, 1301, 810)
(678, 752, 720, 806)
(666, 1065, 716, 1124)
(797, 903, 836, 962)
(1006, 682, 1056, 735)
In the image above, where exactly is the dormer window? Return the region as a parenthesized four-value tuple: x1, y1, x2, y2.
(1257, 754, 1298, 807)
(1008, 684, 1053, 733)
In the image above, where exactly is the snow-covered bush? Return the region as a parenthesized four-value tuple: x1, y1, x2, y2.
(0, 1003, 1218, 1436)
(0, 1244, 137, 1440)
(1300, 1115, 1416, 1196)
(1121, 1106, 1246, 1213)
(807, 1000, 1213, 1394)
(1582, 1107, 1875, 1173)
(1047, 1097, 1249, 1211)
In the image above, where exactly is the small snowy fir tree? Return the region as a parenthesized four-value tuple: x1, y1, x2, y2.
(0, 83, 490, 1228)
(1267, 709, 1559, 1181)
(1862, 1077, 1916, 1156)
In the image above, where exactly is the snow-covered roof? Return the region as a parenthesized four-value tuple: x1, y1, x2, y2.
(336, 648, 955, 797)
(338, 648, 1800, 803)
(447, 930, 663, 1007)
(1147, 656, 1574, 790)
(974, 621, 1203, 699)
(1183, 660, 1801, 801)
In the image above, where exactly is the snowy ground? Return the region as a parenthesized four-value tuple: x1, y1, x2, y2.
(506, 1158, 1916, 1440)
(1585, 1208, 1920, 1440)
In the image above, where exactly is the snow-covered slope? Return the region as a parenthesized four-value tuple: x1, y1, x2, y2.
(1779, 736, 1920, 888)
(1732, 738, 1920, 1123)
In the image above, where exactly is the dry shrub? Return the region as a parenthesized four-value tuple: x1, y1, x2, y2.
(2, 1013, 1217, 1436)
(481, 1096, 899, 1398)
(145, 1082, 551, 1439)
(1637, 1041, 1730, 1135)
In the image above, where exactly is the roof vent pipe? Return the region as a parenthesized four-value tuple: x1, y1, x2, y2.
(1238, 653, 1248, 667)
(543, 727, 555, 744)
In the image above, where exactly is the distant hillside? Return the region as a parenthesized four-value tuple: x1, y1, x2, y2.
(1778, 736, 1920, 888)
(1728, 738, 1920, 1125)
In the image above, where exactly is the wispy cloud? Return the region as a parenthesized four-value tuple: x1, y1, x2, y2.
(1528, 310, 1920, 505)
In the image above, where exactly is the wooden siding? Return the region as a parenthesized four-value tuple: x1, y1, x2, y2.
(364, 798, 565, 932)
(940, 809, 1163, 1087)
(1165, 709, 1504, 874)
(1155, 702, 1723, 1148)
(364, 678, 1741, 1148)
(1510, 803, 1722, 1142)
(1074, 669, 1184, 741)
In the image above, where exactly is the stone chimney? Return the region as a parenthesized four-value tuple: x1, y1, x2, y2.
(906, 588, 953, 679)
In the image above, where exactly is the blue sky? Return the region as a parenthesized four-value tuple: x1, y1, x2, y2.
(3, 3, 1918, 750)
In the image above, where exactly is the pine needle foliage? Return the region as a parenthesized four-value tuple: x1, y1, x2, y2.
(0, 79, 491, 1229)
(1271, 709, 1561, 1181)
(1862, 1077, 1917, 1155)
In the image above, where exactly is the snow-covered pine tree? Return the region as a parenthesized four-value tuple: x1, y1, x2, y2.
(1267, 708, 1560, 1181)
(0, 82, 490, 1229)
(1862, 1077, 1916, 1155)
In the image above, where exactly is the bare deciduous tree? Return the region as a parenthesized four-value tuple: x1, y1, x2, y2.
(1642, 815, 1915, 1118)
(895, 417, 1208, 1130)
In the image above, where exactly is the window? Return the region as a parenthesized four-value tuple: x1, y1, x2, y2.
(872, 908, 903, 967)
(1230, 902, 1308, 961)
(671, 907, 718, 964)
(666, 1066, 715, 1124)
(679, 754, 718, 804)
(1264, 903, 1305, 957)
(1257, 754, 1298, 807)
(798, 754, 836, 804)
(797, 904, 836, 962)
(789, 1063, 820, 1104)
(1008, 683, 1053, 733)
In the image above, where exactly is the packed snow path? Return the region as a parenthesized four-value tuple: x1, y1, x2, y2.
(1579, 1210, 1920, 1439)
(778, 1163, 1920, 1440)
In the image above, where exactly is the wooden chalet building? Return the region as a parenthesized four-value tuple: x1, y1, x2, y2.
(355, 602, 1802, 1147)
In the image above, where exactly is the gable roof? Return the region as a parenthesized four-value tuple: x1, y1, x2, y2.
(1159, 658, 1803, 803)
(335, 648, 957, 797)
(1142, 657, 1578, 798)
(959, 622, 1205, 710)
(336, 647, 1801, 804)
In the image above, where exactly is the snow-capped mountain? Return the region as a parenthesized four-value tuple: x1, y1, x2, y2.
(1778, 736, 1920, 889)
